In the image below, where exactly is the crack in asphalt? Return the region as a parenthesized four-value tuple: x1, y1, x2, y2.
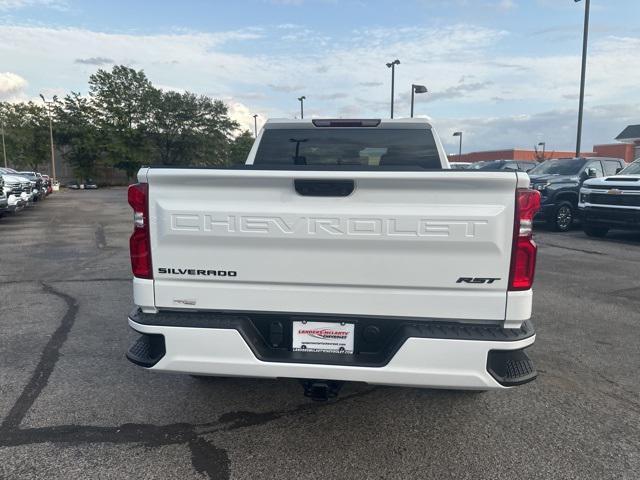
(0, 281, 232, 480)
(0, 283, 79, 430)
(0, 280, 377, 480)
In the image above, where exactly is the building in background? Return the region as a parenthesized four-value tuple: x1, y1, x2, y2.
(613, 124, 640, 161)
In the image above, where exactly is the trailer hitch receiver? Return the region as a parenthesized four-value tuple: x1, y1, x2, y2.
(301, 380, 344, 401)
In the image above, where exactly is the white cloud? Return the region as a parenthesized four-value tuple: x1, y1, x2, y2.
(0, 72, 28, 100)
(0, 22, 638, 151)
(436, 102, 640, 154)
(226, 99, 265, 134)
(0, 0, 67, 11)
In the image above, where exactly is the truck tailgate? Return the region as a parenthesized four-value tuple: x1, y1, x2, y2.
(145, 169, 520, 321)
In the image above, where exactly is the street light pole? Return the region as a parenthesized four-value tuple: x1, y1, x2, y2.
(298, 96, 306, 119)
(253, 114, 258, 137)
(453, 131, 463, 159)
(538, 141, 546, 159)
(39, 94, 57, 183)
(386, 59, 400, 118)
(1, 120, 7, 168)
(410, 84, 428, 118)
(575, 0, 590, 158)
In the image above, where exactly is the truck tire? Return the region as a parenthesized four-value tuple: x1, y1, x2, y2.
(583, 224, 608, 238)
(547, 201, 574, 232)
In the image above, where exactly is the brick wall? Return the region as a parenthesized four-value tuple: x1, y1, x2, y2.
(593, 143, 636, 163)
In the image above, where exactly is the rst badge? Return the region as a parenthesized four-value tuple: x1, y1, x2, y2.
(457, 277, 501, 284)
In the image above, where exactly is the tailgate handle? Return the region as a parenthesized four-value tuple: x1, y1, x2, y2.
(294, 179, 354, 197)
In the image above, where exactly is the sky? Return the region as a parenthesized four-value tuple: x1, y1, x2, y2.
(1, 0, 639, 154)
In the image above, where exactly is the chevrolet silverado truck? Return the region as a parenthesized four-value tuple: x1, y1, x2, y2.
(579, 158, 640, 237)
(126, 118, 541, 400)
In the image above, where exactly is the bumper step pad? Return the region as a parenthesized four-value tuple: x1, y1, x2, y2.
(486, 349, 537, 386)
(126, 333, 166, 368)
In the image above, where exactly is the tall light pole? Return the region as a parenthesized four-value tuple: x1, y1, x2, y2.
(1, 119, 7, 168)
(253, 114, 258, 137)
(574, 0, 590, 158)
(410, 84, 428, 118)
(453, 131, 463, 159)
(538, 141, 546, 160)
(386, 59, 400, 118)
(39, 94, 57, 183)
(298, 96, 306, 119)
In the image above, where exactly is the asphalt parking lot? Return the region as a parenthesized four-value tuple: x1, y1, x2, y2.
(1, 187, 639, 480)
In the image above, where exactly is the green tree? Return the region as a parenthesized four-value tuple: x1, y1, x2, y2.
(2, 65, 243, 180)
(88, 66, 158, 179)
(54, 92, 101, 180)
(0, 101, 50, 170)
(228, 130, 255, 166)
(147, 90, 239, 166)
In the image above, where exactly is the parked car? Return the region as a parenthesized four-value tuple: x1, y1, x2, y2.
(449, 161, 471, 169)
(528, 157, 626, 232)
(67, 179, 98, 190)
(0, 168, 36, 205)
(18, 171, 45, 201)
(125, 118, 541, 400)
(468, 159, 537, 172)
(579, 158, 640, 237)
(0, 175, 8, 217)
(0, 173, 28, 212)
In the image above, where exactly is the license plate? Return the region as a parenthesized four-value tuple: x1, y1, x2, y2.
(292, 320, 355, 354)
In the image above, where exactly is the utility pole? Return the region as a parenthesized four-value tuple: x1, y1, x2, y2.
(386, 59, 400, 118)
(298, 96, 306, 119)
(575, 0, 591, 158)
(253, 114, 258, 137)
(39, 94, 57, 182)
(1, 120, 7, 168)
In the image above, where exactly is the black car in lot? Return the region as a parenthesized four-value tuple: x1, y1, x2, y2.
(528, 157, 626, 232)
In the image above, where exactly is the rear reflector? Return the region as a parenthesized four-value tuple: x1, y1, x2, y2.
(127, 183, 152, 279)
(509, 189, 541, 291)
(312, 119, 381, 127)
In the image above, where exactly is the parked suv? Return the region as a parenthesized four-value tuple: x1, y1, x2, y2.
(0, 173, 27, 212)
(0, 168, 35, 205)
(18, 171, 44, 201)
(528, 157, 626, 231)
(579, 159, 640, 237)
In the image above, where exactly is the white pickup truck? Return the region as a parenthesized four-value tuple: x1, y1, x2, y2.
(126, 118, 541, 400)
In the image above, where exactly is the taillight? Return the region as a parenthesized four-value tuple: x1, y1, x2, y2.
(508, 188, 541, 291)
(127, 183, 152, 279)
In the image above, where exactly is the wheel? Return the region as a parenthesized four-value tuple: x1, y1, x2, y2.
(583, 224, 609, 238)
(547, 201, 574, 232)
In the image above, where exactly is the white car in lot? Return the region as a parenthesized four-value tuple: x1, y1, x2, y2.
(125, 118, 542, 399)
(1, 174, 28, 212)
